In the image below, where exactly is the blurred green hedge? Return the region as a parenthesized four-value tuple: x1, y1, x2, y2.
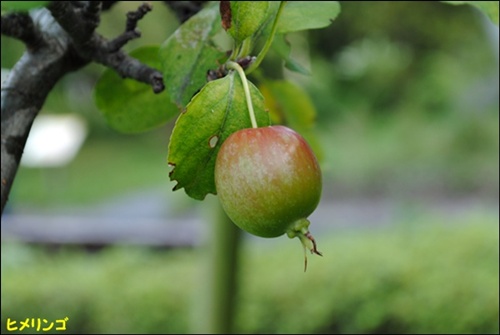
(2, 215, 498, 334)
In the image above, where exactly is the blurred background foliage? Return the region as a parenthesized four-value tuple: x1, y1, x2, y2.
(1, 1, 499, 334)
(1, 215, 498, 334)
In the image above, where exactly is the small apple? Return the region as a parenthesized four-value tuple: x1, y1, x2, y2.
(215, 125, 322, 269)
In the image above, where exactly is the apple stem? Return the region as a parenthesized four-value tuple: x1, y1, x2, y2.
(298, 231, 322, 272)
(305, 231, 323, 256)
(302, 241, 308, 272)
(226, 61, 258, 129)
(286, 218, 322, 272)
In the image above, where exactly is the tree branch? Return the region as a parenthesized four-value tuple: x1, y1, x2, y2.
(1, 7, 83, 214)
(107, 2, 152, 52)
(1, 2, 166, 214)
(1, 12, 44, 49)
(48, 2, 165, 92)
(1, 1, 208, 213)
(47, 2, 91, 43)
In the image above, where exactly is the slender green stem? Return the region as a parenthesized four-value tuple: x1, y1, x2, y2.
(229, 40, 242, 61)
(193, 197, 242, 334)
(209, 199, 242, 333)
(245, 1, 287, 75)
(238, 38, 253, 59)
(226, 60, 258, 128)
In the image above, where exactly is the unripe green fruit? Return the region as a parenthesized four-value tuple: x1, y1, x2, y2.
(215, 125, 322, 267)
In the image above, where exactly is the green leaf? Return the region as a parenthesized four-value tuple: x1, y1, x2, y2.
(168, 72, 270, 200)
(1, 1, 48, 11)
(442, 1, 499, 25)
(277, 1, 341, 34)
(94, 46, 178, 134)
(160, 3, 225, 108)
(225, 1, 270, 43)
(272, 34, 310, 75)
(259, 80, 324, 161)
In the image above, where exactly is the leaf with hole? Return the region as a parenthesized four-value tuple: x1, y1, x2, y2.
(168, 72, 270, 200)
(94, 46, 178, 134)
(160, 2, 226, 108)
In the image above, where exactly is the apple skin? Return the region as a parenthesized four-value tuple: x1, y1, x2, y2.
(215, 125, 322, 238)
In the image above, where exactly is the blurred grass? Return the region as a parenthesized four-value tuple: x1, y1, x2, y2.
(1, 212, 498, 334)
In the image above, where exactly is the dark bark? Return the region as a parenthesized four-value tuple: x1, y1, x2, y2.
(1, 6, 82, 214)
(1, 1, 205, 214)
(1, 13, 43, 48)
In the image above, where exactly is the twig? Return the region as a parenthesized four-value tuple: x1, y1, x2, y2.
(107, 2, 153, 52)
(48, 2, 165, 93)
(126, 2, 152, 31)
